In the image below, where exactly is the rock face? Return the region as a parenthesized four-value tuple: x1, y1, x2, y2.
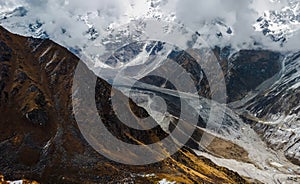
(0, 26, 249, 183)
(209, 47, 281, 102)
(224, 50, 281, 102)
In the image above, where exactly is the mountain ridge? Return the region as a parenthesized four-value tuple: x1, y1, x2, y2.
(0, 26, 249, 184)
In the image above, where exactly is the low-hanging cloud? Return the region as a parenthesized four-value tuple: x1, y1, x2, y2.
(175, 0, 297, 51)
(0, 0, 299, 54)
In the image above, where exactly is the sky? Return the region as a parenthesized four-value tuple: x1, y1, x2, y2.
(0, 0, 299, 53)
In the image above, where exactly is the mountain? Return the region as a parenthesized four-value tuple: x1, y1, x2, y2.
(106, 40, 300, 183)
(0, 26, 249, 183)
(1, 2, 300, 181)
(254, 0, 300, 44)
(1, 0, 300, 55)
(234, 51, 300, 166)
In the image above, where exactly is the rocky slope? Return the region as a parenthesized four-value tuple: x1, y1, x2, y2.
(0, 26, 250, 183)
(233, 51, 300, 166)
(215, 47, 282, 102)
(75, 27, 300, 183)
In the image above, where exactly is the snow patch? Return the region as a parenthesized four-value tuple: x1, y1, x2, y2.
(158, 179, 176, 184)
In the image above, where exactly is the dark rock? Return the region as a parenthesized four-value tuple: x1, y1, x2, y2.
(226, 50, 281, 102)
(0, 41, 12, 62)
(216, 32, 223, 38)
(226, 27, 232, 34)
(26, 109, 48, 126)
(28, 84, 39, 92)
(257, 17, 264, 22)
(35, 93, 47, 107)
(16, 71, 28, 84)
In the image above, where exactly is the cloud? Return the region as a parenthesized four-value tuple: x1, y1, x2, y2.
(174, 0, 296, 51)
(0, 0, 299, 54)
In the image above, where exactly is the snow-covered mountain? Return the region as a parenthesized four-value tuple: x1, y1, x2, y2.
(1, 0, 300, 59)
(254, 0, 300, 45)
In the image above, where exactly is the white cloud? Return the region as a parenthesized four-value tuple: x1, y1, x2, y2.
(174, 0, 297, 51)
(0, 0, 299, 54)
